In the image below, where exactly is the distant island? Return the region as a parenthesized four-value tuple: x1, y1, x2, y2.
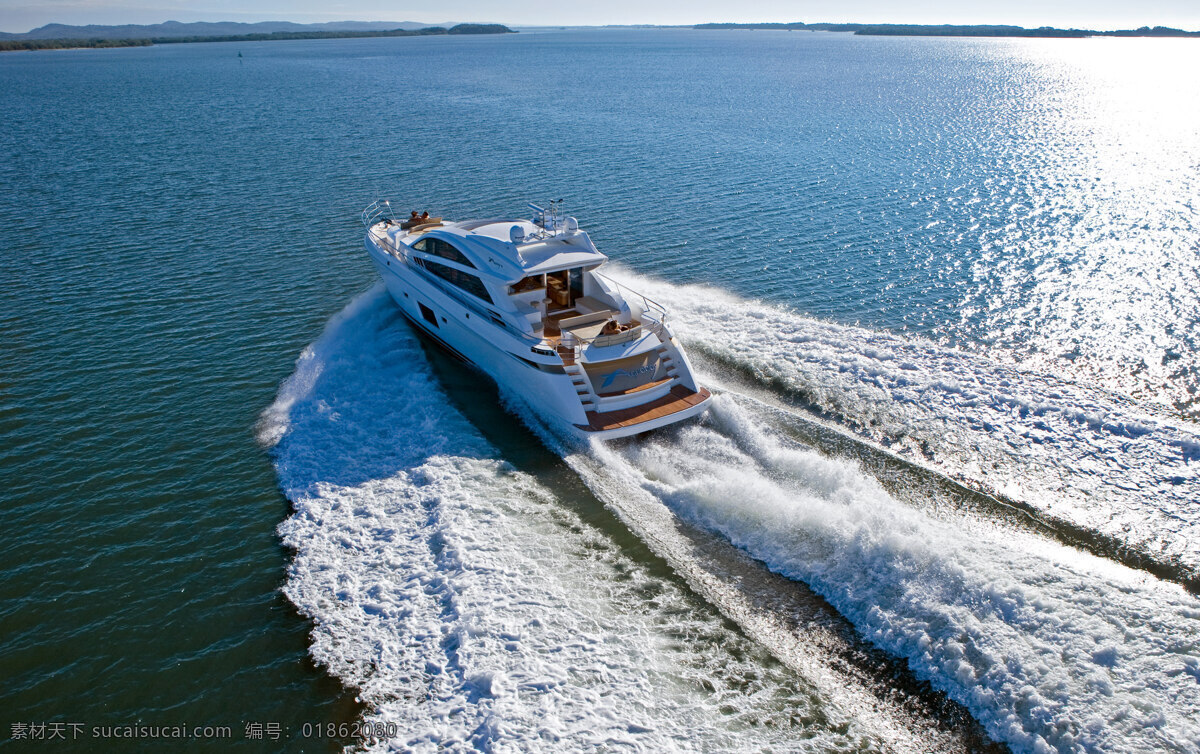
(0, 21, 515, 52)
(694, 22, 1200, 38)
(5, 19, 1197, 51)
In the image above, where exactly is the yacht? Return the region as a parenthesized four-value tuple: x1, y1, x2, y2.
(361, 200, 712, 439)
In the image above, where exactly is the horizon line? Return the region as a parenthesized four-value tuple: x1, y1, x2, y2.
(4, 18, 1200, 36)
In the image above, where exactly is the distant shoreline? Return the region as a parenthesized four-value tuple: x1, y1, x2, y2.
(0, 24, 515, 52)
(694, 22, 1200, 38)
(3, 20, 1197, 52)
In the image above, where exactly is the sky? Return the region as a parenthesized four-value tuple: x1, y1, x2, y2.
(3, 0, 1200, 34)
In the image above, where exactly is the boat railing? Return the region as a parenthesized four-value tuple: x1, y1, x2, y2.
(595, 272, 668, 325)
(362, 200, 396, 228)
(567, 320, 663, 352)
(563, 275, 670, 357)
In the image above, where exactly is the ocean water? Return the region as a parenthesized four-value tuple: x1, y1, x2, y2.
(2, 28, 1199, 753)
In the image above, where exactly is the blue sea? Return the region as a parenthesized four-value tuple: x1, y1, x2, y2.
(2, 28, 1199, 752)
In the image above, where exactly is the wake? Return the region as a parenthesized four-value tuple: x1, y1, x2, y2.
(573, 396, 1200, 753)
(605, 267, 1200, 585)
(266, 281, 1200, 754)
(569, 271, 1200, 753)
(264, 285, 891, 752)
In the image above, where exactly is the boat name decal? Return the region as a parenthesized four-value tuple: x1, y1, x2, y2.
(600, 364, 656, 389)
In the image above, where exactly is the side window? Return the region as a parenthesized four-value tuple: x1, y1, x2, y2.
(412, 237, 475, 268)
(420, 259, 494, 305)
(427, 238, 476, 269)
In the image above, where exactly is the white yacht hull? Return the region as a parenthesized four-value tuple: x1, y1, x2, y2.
(363, 216, 711, 441)
(367, 241, 583, 427)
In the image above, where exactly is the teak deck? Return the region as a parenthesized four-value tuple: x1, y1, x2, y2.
(579, 386, 711, 432)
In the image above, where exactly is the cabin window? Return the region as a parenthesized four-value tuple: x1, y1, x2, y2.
(417, 257, 494, 305)
(510, 275, 546, 295)
(412, 237, 476, 268)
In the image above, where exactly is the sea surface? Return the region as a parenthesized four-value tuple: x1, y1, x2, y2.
(2, 28, 1199, 753)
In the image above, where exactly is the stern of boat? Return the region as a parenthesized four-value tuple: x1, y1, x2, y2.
(560, 323, 711, 439)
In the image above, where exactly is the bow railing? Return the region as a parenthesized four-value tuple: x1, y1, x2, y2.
(362, 199, 396, 228)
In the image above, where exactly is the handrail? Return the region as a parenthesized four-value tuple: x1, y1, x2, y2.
(594, 272, 668, 324)
(362, 199, 396, 228)
(558, 274, 669, 358)
(576, 320, 665, 350)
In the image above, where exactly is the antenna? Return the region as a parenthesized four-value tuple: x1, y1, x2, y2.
(549, 198, 564, 232)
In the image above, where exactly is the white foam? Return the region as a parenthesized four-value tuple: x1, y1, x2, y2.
(605, 268, 1200, 575)
(256, 284, 383, 449)
(268, 278, 1200, 754)
(587, 395, 1200, 753)
(267, 286, 867, 752)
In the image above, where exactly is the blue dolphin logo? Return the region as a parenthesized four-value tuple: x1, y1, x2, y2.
(599, 364, 655, 389)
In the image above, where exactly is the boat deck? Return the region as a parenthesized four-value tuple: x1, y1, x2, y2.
(578, 386, 711, 433)
(543, 310, 644, 351)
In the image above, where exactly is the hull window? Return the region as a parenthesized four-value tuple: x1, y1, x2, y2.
(419, 302, 438, 328)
